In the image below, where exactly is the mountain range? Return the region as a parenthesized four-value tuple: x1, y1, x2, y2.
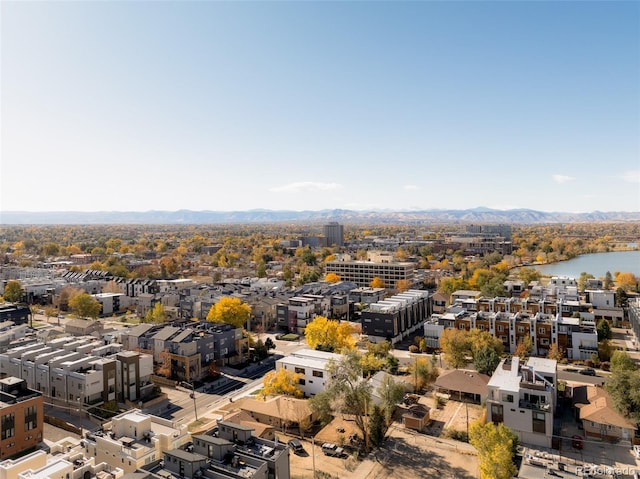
(1, 208, 639, 225)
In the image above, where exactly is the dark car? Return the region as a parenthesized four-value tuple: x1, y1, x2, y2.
(579, 368, 596, 376)
(572, 435, 584, 449)
(287, 439, 304, 454)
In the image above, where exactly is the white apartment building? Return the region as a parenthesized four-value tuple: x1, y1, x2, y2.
(486, 356, 557, 448)
(83, 409, 189, 474)
(275, 349, 342, 397)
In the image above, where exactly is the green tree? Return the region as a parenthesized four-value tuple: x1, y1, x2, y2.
(604, 271, 613, 289)
(469, 420, 518, 479)
(376, 373, 406, 425)
(325, 351, 373, 450)
(517, 267, 541, 287)
(69, 293, 102, 319)
(598, 339, 614, 362)
(596, 319, 612, 341)
(605, 369, 640, 422)
(610, 350, 637, 373)
(206, 297, 252, 328)
(578, 272, 595, 292)
(308, 391, 334, 426)
(3, 280, 23, 303)
(615, 287, 629, 308)
(368, 405, 386, 447)
(474, 346, 501, 375)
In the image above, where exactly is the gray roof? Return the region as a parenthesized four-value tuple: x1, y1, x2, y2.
(192, 434, 233, 445)
(152, 326, 181, 341)
(171, 329, 193, 343)
(164, 449, 207, 462)
(126, 324, 155, 337)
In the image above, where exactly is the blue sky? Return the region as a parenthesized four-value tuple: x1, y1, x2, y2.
(2, 1, 639, 213)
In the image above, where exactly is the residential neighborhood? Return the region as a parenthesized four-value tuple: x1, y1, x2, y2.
(0, 221, 639, 479)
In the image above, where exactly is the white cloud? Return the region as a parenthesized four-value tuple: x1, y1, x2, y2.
(621, 170, 640, 183)
(403, 185, 419, 191)
(552, 174, 576, 184)
(269, 181, 343, 193)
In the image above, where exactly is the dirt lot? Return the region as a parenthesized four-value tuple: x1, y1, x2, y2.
(421, 394, 484, 437)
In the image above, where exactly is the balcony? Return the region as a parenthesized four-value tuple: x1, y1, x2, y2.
(519, 399, 551, 411)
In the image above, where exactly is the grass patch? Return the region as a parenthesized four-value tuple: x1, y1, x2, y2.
(188, 417, 213, 431)
(279, 333, 300, 341)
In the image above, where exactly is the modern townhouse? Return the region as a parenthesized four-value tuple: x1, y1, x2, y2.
(83, 409, 189, 474)
(486, 356, 557, 448)
(0, 377, 43, 460)
(0, 442, 124, 479)
(361, 289, 430, 344)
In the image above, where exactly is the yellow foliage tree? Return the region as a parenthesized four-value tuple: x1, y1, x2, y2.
(206, 297, 252, 328)
(469, 418, 517, 479)
(370, 277, 385, 288)
(615, 272, 638, 290)
(325, 272, 341, 283)
(396, 279, 411, 293)
(261, 368, 303, 398)
(305, 316, 355, 352)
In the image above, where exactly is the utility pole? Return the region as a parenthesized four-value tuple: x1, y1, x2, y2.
(312, 436, 316, 477)
(190, 381, 198, 422)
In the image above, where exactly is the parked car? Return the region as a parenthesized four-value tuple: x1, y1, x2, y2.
(287, 439, 304, 454)
(322, 443, 344, 457)
(572, 435, 584, 449)
(633, 445, 640, 458)
(579, 368, 597, 376)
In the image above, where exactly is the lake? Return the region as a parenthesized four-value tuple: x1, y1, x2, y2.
(534, 250, 640, 278)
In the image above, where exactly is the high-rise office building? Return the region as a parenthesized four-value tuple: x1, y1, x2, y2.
(323, 222, 344, 247)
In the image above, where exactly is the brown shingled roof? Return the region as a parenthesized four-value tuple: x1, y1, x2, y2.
(576, 386, 637, 430)
(435, 369, 489, 397)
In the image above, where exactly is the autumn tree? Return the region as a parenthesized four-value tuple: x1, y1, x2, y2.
(304, 316, 355, 352)
(517, 267, 541, 287)
(396, 279, 411, 293)
(514, 335, 533, 359)
(547, 343, 564, 362)
(408, 357, 439, 392)
(469, 419, 518, 479)
(69, 293, 102, 319)
(2, 280, 23, 303)
(145, 302, 168, 323)
(440, 328, 472, 369)
(103, 280, 121, 294)
(615, 272, 638, 291)
(261, 368, 303, 398)
(44, 305, 58, 324)
(324, 272, 341, 283)
(610, 350, 637, 374)
(206, 297, 252, 329)
(370, 277, 385, 288)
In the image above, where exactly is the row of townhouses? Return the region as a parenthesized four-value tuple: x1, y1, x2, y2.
(0, 336, 154, 407)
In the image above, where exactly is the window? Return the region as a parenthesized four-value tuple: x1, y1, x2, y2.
(517, 326, 524, 333)
(1, 414, 15, 440)
(298, 379, 306, 385)
(459, 324, 465, 330)
(24, 405, 37, 431)
(498, 325, 504, 332)
(538, 328, 546, 334)
(294, 367, 305, 375)
(490, 404, 504, 424)
(532, 411, 546, 433)
(312, 370, 323, 378)
(501, 394, 514, 403)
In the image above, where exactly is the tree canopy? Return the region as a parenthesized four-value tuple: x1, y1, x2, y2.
(145, 302, 168, 323)
(2, 280, 23, 303)
(370, 277, 385, 288)
(469, 419, 518, 479)
(206, 297, 252, 328)
(324, 272, 341, 283)
(69, 292, 102, 319)
(261, 368, 303, 398)
(304, 316, 355, 352)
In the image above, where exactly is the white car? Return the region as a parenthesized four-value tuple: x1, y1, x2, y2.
(633, 445, 640, 458)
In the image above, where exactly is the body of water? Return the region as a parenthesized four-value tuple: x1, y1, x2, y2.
(534, 250, 640, 278)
